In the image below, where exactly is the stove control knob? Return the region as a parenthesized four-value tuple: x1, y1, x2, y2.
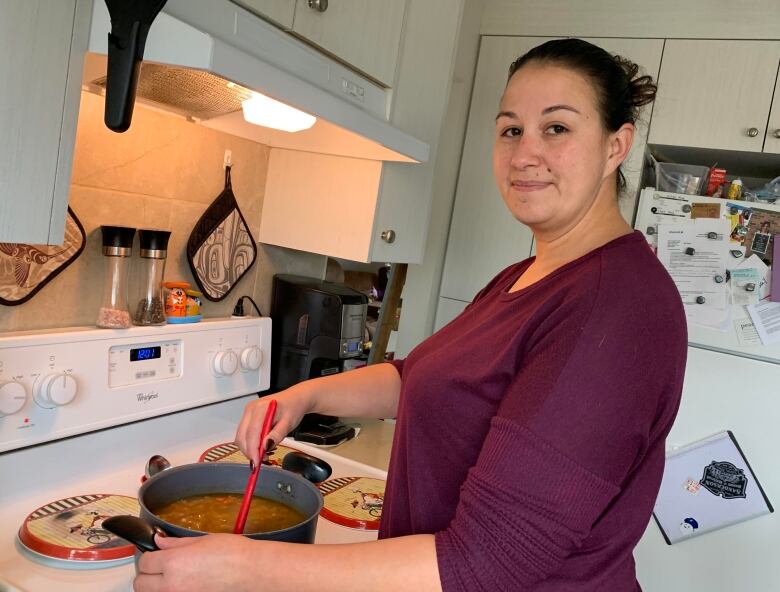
(34, 373, 78, 409)
(240, 346, 263, 371)
(212, 350, 239, 376)
(0, 381, 27, 417)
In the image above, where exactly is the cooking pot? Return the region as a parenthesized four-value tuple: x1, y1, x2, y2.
(104, 451, 332, 550)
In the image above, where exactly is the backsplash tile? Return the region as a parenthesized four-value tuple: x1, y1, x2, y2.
(0, 92, 325, 332)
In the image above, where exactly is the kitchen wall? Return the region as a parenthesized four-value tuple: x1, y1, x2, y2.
(0, 91, 326, 332)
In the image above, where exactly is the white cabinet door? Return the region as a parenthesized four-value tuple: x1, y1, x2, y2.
(292, 0, 406, 86)
(232, 0, 296, 29)
(649, 40, 780, 152)
(439, 36, 551, 303)
(257, 0, 461, 264)
(0, 0, 89, 245)
(368, 0, 462, 264)
(439, 36, 663, 303)
(764, 71, 780, 155)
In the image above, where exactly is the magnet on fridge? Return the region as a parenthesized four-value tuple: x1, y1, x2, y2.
(714, 275, 725, 284)
(685, 247, 696, 256)
(696, 296, 706, 304)
(707, 231, 718, 240)
(745, 283, 756, 292)
(730, 250, 744, 258)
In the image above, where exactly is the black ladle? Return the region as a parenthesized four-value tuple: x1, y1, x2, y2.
(103, 0, 168, 132)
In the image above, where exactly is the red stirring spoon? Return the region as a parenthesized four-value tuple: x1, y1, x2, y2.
(233, 399, 277, 534)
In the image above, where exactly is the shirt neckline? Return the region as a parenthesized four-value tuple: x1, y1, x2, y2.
(498, 230, 644, 301)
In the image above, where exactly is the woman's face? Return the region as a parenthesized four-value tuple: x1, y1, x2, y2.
(493, 63, 629, 237)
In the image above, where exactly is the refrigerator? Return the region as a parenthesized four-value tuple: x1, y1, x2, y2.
(633, 188, 780, 590)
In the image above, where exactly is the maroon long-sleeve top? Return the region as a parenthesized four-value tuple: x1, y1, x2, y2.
(379, 231, 687, 591)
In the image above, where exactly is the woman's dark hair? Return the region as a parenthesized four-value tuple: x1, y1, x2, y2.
(507, 38, 657, 194)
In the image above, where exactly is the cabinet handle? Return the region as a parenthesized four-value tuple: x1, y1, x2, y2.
(774, 129, 780, 139)
(747, 127, 759, 137)
(308, 0, 328, 12)
(380, 229, 396, 244)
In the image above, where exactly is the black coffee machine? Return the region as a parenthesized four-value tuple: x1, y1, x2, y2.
(270, 274, 368, 445)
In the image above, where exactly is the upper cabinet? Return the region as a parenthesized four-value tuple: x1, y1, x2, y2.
(649, 40, 780, 152)
(765, 73, 780, 155)
(235, 0, 406, 87)
(0, 0, 90, 245)
(231, 0, 296, 29)
(257, 0, 462, 263)
(290, 0, 406, 87)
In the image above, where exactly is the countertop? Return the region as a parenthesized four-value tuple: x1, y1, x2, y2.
(310, 417, 395, 472)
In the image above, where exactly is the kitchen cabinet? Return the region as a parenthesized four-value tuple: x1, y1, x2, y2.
(291, 0, 406, 87)
(648, 40, 780, 153)
(438, 36, 663, 303)
(231, 0, 296, 29)
(258, 0, 463, 264)
(0, 0, 90, 245)
(764, 72, 780, 155)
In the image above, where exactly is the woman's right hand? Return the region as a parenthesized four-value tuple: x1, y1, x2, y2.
(234, 384, 315, 465)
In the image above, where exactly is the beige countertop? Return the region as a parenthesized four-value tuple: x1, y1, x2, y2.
(319, 417, 395, 472)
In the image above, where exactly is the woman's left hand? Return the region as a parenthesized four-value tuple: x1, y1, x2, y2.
(134, 534, 264, 592)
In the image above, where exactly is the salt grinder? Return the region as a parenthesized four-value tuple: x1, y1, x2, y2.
(96, 225, 136, 329)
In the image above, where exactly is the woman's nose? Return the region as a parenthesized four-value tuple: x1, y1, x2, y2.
(509, 133, 542, 169)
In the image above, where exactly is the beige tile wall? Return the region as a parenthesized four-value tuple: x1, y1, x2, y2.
(0, 91, 326, 332)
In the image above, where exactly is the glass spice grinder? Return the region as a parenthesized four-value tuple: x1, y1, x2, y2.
(133, 229, 172, 326)
(96, 225, 136, 329)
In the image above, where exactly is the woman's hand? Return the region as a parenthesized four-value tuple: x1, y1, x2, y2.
(134, 534, 264, 592)
(234, 384, 314, 465)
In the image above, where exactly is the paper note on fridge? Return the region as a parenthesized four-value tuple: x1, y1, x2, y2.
(746, 300, 780, 345)
(657, 221, 730, 329)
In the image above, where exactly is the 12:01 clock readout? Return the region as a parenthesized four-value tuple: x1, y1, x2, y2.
(130, 346, 162, 362)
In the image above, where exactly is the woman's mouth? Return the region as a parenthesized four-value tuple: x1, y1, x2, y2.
(510, 180, 551, 192)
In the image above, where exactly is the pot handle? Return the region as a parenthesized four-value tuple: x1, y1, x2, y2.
(281, 451, 332, 484)
(103, 515, 164, 553)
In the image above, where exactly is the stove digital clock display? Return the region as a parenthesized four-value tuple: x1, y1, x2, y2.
(130, 346, 162, 362)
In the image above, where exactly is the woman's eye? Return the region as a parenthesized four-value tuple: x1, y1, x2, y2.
(545, 124, 568, 135)
(500, 126, 522, 138)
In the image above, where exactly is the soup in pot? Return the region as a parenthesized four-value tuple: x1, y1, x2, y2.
(155, 493, 306, 533)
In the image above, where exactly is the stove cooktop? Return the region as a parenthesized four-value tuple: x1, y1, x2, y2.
(0, 396, 387, 592)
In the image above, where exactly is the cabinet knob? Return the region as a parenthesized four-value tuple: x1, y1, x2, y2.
(308, 0, 328, 12)
(774, 129, 780, 139)
(380, 229, 396, 244)
(747, 127, 759, 137)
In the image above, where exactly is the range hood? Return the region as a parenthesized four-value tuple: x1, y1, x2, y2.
(82, 0, 428, 163)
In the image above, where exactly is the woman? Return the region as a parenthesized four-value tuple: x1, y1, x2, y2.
(135, 39, 686, 592)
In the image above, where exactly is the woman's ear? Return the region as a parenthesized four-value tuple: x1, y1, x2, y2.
(605, 123, 635, 176)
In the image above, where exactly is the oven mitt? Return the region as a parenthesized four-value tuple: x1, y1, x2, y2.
(187, 166, 257, 302)
(0, 207, 86, 306)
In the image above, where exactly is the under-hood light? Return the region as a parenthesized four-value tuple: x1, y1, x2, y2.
(240, 91, 316, 133)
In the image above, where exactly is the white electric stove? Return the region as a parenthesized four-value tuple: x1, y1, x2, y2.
(0, 318, 386, 592)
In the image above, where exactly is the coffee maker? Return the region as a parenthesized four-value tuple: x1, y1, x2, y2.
(270, 274, 368, 444)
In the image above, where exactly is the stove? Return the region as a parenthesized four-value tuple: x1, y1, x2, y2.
(0, 319, 386, 592)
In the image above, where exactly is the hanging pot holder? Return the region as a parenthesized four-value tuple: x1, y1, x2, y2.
(0, 207, 87, 306)
(187, 166, 257, 302)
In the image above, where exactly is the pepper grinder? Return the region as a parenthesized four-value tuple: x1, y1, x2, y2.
(96, 225, 136, 329)
(133, 229, 171, 326)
